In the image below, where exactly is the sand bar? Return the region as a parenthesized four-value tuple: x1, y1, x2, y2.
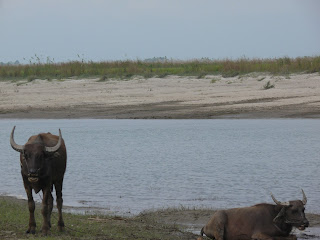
(0, 73, 319, 119)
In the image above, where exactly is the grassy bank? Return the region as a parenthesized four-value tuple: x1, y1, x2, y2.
(0, 197, 196, 240)
(2, 197, 320, 239)
(0, 56, 319, 80)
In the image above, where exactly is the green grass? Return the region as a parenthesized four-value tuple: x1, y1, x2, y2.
(257, 77, 266, 81)
(211, 78, 219, 83)
(263, 81, 275, 90)
(0, 56, 319, 81)
(97, 75, 108, 82)
(0, 198, 196, 239)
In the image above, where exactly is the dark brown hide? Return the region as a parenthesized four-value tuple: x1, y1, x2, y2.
(10, 127, 67, 235)
(201, 193, 309, 240)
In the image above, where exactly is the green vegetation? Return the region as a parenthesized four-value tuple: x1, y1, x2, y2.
(211, 78, 219, 83)
(257, 77, 266, 81)
(97, 75, 108, 82)
(263, 81, 275, 90)
(197, 72, 207, 79)
(0, 198, 196, 239)
(0, 56, 319, 80)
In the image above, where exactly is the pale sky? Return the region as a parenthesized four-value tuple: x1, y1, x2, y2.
(0, 0, 319, 63)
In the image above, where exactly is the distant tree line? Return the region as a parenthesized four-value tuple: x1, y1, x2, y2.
(0, 60, 20, 66)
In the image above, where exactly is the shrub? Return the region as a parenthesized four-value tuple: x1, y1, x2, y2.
(263, 81, 275, 90)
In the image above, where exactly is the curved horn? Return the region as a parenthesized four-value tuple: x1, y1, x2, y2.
(10, 126, 25, 153)
(270, 192, 290, 206)
(45, 129, 62, 153)
(301, 189, 307, 205)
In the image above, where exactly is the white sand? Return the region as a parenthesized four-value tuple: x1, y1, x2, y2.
(0, 73, 319, 118)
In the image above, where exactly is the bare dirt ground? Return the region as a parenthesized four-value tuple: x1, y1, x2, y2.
(0, 73, 319, 119)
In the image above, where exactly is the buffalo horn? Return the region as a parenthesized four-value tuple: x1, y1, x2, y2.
(301, 189, 307, 205)
(10, 126, 25, 153)
(270, 192, 290, 206)
(45, 129, 62, 153)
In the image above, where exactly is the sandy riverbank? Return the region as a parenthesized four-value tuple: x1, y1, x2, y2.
(0, 73, 319, 119)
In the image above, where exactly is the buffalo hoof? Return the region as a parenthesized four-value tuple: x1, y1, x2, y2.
(26, 227, 36, 234)
(41, 226, 50, 236)
(58, 220, 65, 232)
(26, 229, 35, 234)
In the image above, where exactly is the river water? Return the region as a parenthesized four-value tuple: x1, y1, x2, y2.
(0, 119, 319, 215)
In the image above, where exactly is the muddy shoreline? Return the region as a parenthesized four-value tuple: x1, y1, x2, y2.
(2, 196, 320, 227)
(0, 73, 319, 119)
(1, 195, 320, 239)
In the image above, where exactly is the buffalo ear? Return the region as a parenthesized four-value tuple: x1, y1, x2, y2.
(273, 207, 287, 223)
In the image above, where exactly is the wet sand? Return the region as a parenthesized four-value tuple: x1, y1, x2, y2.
(0, 73, 319, 119)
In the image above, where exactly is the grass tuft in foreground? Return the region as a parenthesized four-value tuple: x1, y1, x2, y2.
(0, 56, 319, 80)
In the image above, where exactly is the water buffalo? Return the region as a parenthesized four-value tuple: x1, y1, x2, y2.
(10, 126, 67, 235)
(201, 190, 309, 240)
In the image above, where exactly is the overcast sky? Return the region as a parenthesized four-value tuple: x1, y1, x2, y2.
(0, 0, 319, 63)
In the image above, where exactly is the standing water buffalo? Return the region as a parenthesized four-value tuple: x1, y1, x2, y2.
(10, 126, 67, 235)
(201, 190, 309, 240)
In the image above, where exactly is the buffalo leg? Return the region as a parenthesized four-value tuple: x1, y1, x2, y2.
(24, 185, 36, 234)
(203, 211, 226, 240)
(47, 191, 53, 228)
(55, 182, 65, 231)
(274, 236, 297, 240)
(41, 188, 51, 235)
(251, 234, 297, 240)
(251, 233, 274, 240)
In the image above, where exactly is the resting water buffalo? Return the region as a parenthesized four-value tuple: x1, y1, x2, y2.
(201, 190, 309, 240)
(10, 126, 67, 235)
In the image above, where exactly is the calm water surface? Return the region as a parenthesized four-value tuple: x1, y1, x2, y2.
(1, 119, 319, 215)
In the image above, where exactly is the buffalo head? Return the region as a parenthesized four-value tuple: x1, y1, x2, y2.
(271, 189, 309, 230)
(10, 126, 62, 183)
